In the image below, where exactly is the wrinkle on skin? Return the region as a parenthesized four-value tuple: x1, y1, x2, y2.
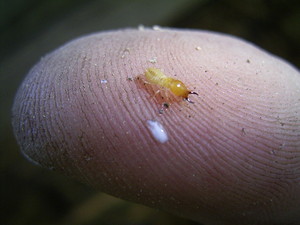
(12, 28, 300, 225)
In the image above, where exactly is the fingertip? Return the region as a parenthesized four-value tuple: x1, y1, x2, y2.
(12, 27, 300, 225)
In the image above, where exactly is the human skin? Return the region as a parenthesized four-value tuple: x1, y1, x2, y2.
(12, 28, 300, 225)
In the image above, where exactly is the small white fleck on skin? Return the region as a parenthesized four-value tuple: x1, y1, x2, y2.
(100, 79, 108, 84)
(147, 120, 168, 143)
(152, 25, 162, 31)
(149, 57, 157, 63)
(138, 24, 145, 31)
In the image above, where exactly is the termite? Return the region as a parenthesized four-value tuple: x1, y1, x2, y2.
(144, 68, 198, 103)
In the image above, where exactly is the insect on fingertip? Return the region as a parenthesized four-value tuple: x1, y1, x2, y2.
(144, 68, 199, 103)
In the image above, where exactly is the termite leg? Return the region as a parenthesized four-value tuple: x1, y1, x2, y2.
(154, 90, 161, 96)
(150, 89, 161, 100)
(143, 79, 151, 85)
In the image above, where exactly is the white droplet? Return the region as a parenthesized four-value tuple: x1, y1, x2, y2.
(147, 120, 168, 143)
(100, 79, 108, 84)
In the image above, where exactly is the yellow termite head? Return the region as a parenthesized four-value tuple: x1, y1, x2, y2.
(169, 79, 198, 103)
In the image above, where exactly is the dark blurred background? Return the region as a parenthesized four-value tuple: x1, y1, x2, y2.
(1, 0, 299, 224)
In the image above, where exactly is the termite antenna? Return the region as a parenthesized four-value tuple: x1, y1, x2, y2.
(189, 91, 198, 96)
